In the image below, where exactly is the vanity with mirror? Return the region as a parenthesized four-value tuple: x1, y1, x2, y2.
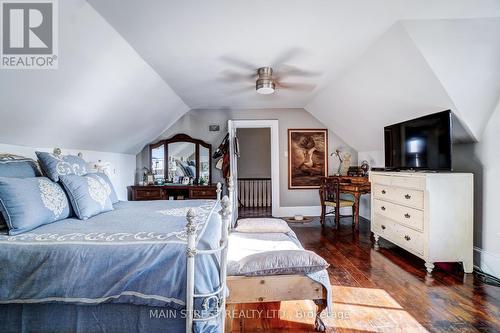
(130, 134, 219, 201)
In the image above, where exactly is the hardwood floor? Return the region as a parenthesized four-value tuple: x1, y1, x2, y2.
(238, 206, 272, 218)
(230, 217, 500, 333)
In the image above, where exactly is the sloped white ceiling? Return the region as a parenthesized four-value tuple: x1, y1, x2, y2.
(1, 0, 499, 154)
(0, 0, 189, 154)
(306, 23, 457, 152)
(307, 18, 500, 152)
(89, 0, 499, 110)
(403, 18, 500, 141)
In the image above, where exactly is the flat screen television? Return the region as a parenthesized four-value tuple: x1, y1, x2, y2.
(384, 110, 452, 171)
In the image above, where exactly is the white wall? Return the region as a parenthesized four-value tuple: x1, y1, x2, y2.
(0, 143, 135, 201)
(471, 103, 500, 278)
(137, 108, 358, 214)
(236, 128, 271, 178)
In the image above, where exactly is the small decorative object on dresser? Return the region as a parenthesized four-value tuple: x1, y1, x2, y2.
(370, 171, 473, 275)
(288, 129, 328, 189)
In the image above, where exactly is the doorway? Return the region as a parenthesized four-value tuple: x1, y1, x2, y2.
(236, 128, 272, 218)
(228, 120, 280, 222)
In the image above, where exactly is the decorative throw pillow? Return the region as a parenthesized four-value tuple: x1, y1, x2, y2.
(235, 218, 291, 233)
(236, 250, 329, 276)
(36, 151, 88, 182)
(94, 172, 118, 204)
(0, 156, 42, 178)
(60, 174, 114, 220)
(0, 177, 71, 235)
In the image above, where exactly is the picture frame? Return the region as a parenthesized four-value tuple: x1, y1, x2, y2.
(288, 129, 328, 189)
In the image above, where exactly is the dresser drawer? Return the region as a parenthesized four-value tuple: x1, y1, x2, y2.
(371, 174, 425, 190)
(372, 216, 398, 240)
(189, 187, 216, 199)
(133, 188, 163, 200)
(373, 199, 424, 231)
(373, 184, 424, 209)
(372, 214, 424, 256)
(394, 223, 424, 256)
(390, 176, 425, 190)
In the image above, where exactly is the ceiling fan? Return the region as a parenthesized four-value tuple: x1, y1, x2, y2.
(219, 49, 321, 95)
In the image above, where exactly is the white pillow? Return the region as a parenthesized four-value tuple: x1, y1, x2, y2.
(234, 218, 291, 233)
(235, 250, 329, 276)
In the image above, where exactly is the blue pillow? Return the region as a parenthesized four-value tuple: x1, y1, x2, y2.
(95, 172, 118, 204)
(36, 152, 88, 182)
(0, 157, 41, 178)
(0, 177, 71, 235)
(60, 174, 114, 220)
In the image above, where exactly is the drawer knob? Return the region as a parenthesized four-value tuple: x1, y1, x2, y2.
(381, 225, 386, 230)
(381, 190, 386, 194)
(381, 206, 386, 211)
(404, 194, 411, 200)
(404, 235, 411, 241)
(404, 213, 411, 219)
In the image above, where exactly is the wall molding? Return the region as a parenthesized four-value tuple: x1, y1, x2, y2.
(229, 119, 280, 219)
(473, 246, 500, 279)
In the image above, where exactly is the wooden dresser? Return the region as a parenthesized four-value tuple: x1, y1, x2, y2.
(129, 185, 219, 201)
(370, 171, 473, 275)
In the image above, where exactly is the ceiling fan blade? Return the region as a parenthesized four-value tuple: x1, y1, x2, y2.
(277, 82, 317, 91)
(219, 55, 256, 71)
(271, 47, 305, 67)
(277, 64, 322, 78)
(223, 85, 254, 95)
(219, 69, 255, 83)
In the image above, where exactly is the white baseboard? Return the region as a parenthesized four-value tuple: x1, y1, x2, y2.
(274, 205, 321, 217)
(473, 246, 500, 279)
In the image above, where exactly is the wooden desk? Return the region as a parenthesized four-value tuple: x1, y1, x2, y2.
(330, 176, 371, 230)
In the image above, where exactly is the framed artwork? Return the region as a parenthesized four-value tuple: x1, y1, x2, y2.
(288, 129, 328, 189)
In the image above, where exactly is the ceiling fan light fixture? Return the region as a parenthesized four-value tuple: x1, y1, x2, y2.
(256, 79, 275, 94)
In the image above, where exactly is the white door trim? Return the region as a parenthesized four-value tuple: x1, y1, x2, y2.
(230, 119, 280, 217)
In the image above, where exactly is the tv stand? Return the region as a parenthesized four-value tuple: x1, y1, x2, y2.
(370, 171, 473, 275)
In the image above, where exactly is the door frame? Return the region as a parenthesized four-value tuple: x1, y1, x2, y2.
(228, 119, 280, 218)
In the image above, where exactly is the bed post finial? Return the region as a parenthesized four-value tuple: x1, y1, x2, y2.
(216, 182, 222, 201)
(53, 148, 62, 156)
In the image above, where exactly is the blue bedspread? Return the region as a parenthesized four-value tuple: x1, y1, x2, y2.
(0, 200, 223, 332)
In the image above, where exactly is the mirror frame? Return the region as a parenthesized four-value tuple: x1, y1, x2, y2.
(149, 134, 212, 184)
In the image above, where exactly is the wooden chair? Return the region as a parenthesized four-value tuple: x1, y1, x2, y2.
(319, 177, 355, 228)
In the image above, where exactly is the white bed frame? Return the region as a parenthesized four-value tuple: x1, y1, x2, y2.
(184, 178, 328, 332)
(185, 182, 229, 332)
